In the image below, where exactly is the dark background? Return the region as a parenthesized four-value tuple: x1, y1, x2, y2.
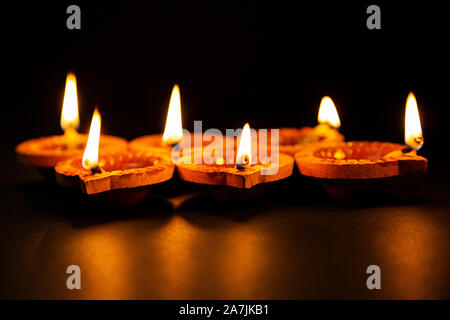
(3, 1, 450, 300)
(6, 1, 450, 171)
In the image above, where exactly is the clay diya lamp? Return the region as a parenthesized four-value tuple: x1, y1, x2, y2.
(55, 109, 175, 207)
(279, 96, 344, 156)
(294, 92, 428, 199)
(129, 84, 226, 206)
(15, 72, 127, 179)
(175, 123, 294, 202)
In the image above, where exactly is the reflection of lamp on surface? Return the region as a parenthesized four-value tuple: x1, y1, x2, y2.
(373, 211, 442, 299)
(219, 226, 269, 299)
(152, 216, 197, 299)
(74, 229, 132, 299)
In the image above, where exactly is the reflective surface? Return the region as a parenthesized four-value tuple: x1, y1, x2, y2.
(0, 157, 449, 299)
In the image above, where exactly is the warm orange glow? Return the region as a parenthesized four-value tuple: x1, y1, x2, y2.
(236, 123, 252, 167)
(73, 229, 132, 299)
(318, 96, 341, 128)
(82, 108, 101, 170)
(162, 84, 183, 145)
(405, 92, 424, 151)
(60, 72, 80, 131)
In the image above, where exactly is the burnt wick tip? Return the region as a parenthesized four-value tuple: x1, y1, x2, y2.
(401, 147, 413, 154)
(90, 166, 102, 174)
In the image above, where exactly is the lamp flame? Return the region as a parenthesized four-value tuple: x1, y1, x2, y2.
(162, 84, 183, 145)
(61, 72, 80, 131)
(236, 123, 252, 169)
(318, 96, 341, 128)
(405, 92, 424, 151)
(82, 108, 101, 170)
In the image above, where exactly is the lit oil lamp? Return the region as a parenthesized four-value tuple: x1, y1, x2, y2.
(55, 109, 175, 206)
(175, 123, 294, 189)
(129, 84, 224, 157)
(278, 96, 344, 156)
(15, 72, 127, 172)
(294, 92, 428, 199)
(129, 84, 184, 154)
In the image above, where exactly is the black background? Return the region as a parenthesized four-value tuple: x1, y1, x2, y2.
(4, 1, 450, 301)
(6, 1, 450, 171)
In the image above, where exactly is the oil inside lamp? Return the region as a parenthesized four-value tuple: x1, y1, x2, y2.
(82, 108, 102, 173)
(162, 84, 183, 146)
(236, 123, 252, 170)
(60, 72, 80, 147)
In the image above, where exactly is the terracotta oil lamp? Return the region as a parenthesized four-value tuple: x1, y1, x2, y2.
(278, 96, 344, 156)
(55, 109, 175, 206)
(294, 92, 428, 199)
(15, 72, 127, 176)
(129, 85, 224, 207)
(175, 123, 294, 201)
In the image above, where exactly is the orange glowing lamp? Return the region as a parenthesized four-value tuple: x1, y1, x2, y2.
(15, 72, 127, 170)
(295, 92, 428, 190)
(236, 123, 252, 169)
(129, 84, 186, 154)
(60, 73, 80, 145)
(61, 72, 79, 131)
(317, 96, 341, 128)
(276, 96, 344, 156)
(162, 84, 183, 146)
(55, 105, 174, 200)
(174, 120, 294, 188)
(82, 108, 101, 171)
(404, 92, 424, 151)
